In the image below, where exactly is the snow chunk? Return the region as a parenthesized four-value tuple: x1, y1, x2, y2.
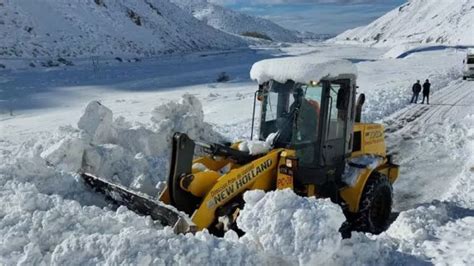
(41, 137, 86, 172)
(238, 132, 278, 155)
(151, 93, 221, 143)
(78, 101, 115, 144)
(250, 56, 357, 85)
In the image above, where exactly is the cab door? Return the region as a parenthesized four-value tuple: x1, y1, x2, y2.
(321, 79, 353, 171)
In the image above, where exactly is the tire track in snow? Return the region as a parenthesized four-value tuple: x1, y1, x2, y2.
(384, 81, 471, 134)
(423, 82, 470, 123)
(384, 80, 474, 211)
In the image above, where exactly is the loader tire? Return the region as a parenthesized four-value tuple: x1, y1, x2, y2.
(356, 172, 393, 234)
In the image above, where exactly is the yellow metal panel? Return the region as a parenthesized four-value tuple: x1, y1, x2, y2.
(377, 164, 399, 184)
(307, 185, 316, 197)
(276, 150, 296, 190)
(158, 186, 171, 204)
(193, 156, 232, 172)
(339, 168, 372, 213)
(352, 123, 386, 158)
(184, 171, 221, 198)
(340, 160, 399, 213)
(191, 149, 283, 230)
(387, 165, 399, 183)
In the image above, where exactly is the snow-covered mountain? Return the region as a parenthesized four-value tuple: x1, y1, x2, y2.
(334, 0, 474, 47)
(0, 0, 245, 60)
(170, 0, 299, 43)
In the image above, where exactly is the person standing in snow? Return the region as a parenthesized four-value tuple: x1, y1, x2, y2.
(410, 80, 422, 104)
(421, 79, 431, 104)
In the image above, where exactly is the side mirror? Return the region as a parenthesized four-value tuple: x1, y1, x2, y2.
(336, 87, 350, 110)
(257, 82, 269, 101)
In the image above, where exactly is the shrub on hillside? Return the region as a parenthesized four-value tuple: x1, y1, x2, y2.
(58, 57, 74, 66)
(127, 9, 142, 26)
(241, 31, 272, 41)
(94, 0, 106, 7)
(216, 72, 230, 83)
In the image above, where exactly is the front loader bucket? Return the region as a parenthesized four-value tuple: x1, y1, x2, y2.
(81, 173, 197, 234)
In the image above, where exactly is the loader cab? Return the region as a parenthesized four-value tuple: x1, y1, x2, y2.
(257, 75, 357, 186)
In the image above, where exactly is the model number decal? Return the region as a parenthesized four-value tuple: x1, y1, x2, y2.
(365, 130, 384, 145)
(207, 159, 273, 209)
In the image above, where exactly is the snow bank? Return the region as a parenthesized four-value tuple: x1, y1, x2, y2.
(4, 94, 222, 199)
(250, 56, 356, 85)
(384, 201, 474, 265)
(443, 114, 474, 209)
(0, 180, 273, 265)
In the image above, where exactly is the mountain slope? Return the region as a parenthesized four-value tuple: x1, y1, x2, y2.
(334, 0, 474, 47)
(170, 0, 299, 43)
(0, 0, 245, 59)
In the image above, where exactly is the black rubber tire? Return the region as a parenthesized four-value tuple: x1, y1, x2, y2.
(355, 172, 393, 234)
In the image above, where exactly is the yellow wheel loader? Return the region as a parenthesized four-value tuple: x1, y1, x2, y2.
(81, 58, 399, 237)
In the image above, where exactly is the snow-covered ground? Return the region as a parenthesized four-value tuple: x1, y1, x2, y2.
(1, 42, 473, 265)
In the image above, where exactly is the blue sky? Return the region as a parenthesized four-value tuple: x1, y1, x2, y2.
(211, 0, 406, 34)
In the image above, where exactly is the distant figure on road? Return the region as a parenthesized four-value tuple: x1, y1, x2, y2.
(422, 79, 431, 104)
(410, 80, 422, 103)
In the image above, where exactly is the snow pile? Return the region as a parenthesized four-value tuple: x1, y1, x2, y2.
(443, 114, 474, 208)
(384, 202, 474, 265)
(237, 190, 400, 265)
(12, 94, 222, 197)
(170, 0, 298, 43)
(0, 181, 274, 265)
(237, 190, 345, 264)
(250, 56, 356, 85)
(0, 0, 244, 66)
(333, 0, 474, 47)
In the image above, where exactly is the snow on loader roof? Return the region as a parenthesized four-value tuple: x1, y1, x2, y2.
(250, 56, 357, 85)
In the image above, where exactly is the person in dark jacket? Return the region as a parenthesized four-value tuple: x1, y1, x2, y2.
(422, 79, 431, 104)
(410, 80, 422, 103)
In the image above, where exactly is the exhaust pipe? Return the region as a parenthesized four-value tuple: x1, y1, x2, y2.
(355, 93, 365, 123)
